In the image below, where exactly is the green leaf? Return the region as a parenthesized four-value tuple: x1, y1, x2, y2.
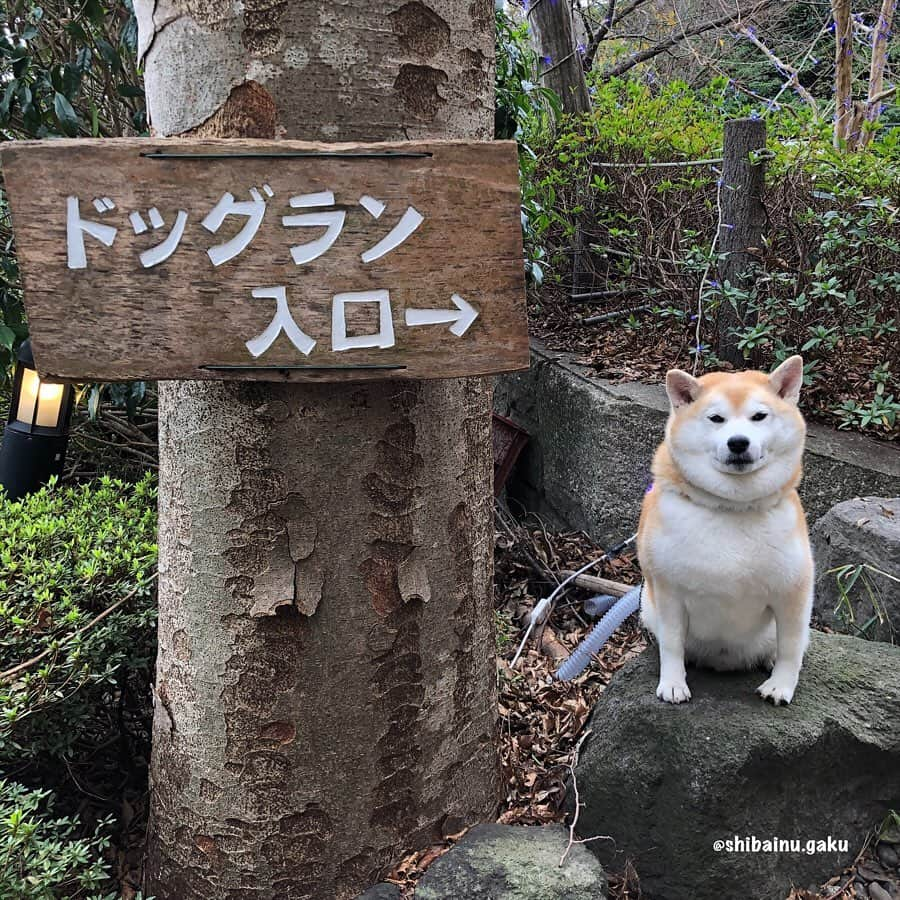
(0, 82, 15, 120)
(116, 83, 144, 99)
(53, 92, 79, 136)
(0, 326, 15, 350)
(61, 63, 82, 96)
(18, 84, 32, 115)
(95, 38, 120, 71)
(75, 46, 92, 72)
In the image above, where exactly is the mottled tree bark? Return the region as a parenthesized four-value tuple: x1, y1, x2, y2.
(136, 3, 502, 898)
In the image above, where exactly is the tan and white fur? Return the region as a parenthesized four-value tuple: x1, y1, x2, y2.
(638, 356, 813, 705)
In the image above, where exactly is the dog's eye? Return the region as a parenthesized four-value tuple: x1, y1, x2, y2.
(708, 414, 725, 423)
(751, 412, 768, 421)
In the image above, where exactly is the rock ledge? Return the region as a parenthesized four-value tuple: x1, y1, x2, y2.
(573, 631, 900, 900)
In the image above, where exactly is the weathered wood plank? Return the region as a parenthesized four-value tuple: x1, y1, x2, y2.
(1, 138, 529, 382)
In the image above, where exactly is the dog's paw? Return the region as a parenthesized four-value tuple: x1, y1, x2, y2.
(657, 680, 691, 703)
(756, 675, 796, 705)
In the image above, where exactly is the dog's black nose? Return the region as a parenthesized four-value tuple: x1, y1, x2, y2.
(727, 435, 750, 454)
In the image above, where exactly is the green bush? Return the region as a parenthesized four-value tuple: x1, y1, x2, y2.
(525, 77, 899, 437)
(495, 9, 560, 286)
(0, 475, 157, 767)
(0, 780, 116, 900)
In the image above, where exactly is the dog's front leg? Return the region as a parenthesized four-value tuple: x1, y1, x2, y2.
(757, 589, 811, 706)
(655, 593, 691, 704)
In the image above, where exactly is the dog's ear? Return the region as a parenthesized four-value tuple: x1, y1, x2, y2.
(666, 369, 701, 408)
(769, 355, 804, 404)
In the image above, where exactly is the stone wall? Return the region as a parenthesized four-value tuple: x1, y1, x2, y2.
(812, 497, 900, 643)
(495, 342, 900, 545)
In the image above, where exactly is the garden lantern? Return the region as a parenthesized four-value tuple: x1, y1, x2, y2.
(0, 339, 75, 500)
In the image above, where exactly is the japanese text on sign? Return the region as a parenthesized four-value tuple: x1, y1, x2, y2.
(67, 187, 477, 357)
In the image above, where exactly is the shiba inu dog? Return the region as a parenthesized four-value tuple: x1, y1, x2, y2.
(638, 356, 813, 705)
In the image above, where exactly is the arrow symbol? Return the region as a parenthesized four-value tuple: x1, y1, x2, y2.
(405, 294, 479, 337)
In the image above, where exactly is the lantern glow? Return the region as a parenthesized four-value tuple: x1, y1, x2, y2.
(15, 369, 66, 428)
(0, 340, 75, 499)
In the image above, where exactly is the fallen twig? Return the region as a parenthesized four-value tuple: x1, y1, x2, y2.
(581, 305, 652, 325)
(560, 728, 614, 866)
(559, 571, 632, 597)
(569, 288, 647, 302)
(495, 500, 560, 590)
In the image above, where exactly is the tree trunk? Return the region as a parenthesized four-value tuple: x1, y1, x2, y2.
(528, 0, 592, 114)
(856, 0, 896, 147)
(526, 0, 591, 291)
(832, 0, 853, 148)
(136, 4, 502, 898)
(715, 117, 767, 368)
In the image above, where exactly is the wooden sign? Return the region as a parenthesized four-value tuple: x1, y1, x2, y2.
(0, 138, 528, 382)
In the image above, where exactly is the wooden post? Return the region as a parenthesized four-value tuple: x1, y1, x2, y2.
(715, 117, 767, 368)
(136, 3, 503, 898)
(527, 0, 591, 114)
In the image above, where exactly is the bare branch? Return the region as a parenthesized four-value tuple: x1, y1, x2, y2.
(870, 83, 898, 104)
(598, 0, 777, 79)
(737, 26, 820, 117)
(611, 0, 654, 28)
(560, 729, 615, 867)
(670, 4, 816, 116)
(761, 20, 831, 116)
(583, 0, 619, 69)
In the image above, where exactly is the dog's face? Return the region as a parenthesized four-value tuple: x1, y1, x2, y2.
(663, 356, 806, 502)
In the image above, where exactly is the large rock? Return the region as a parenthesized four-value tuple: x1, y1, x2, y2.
(812, 497, 900, 643)
(572, 631, 900, 900)
(414, 824, 608, 899)
(356, 885, 401, 900)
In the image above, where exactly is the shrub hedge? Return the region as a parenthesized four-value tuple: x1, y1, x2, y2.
(0, 475, 157, 767)
(0, 779, 117, 900)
